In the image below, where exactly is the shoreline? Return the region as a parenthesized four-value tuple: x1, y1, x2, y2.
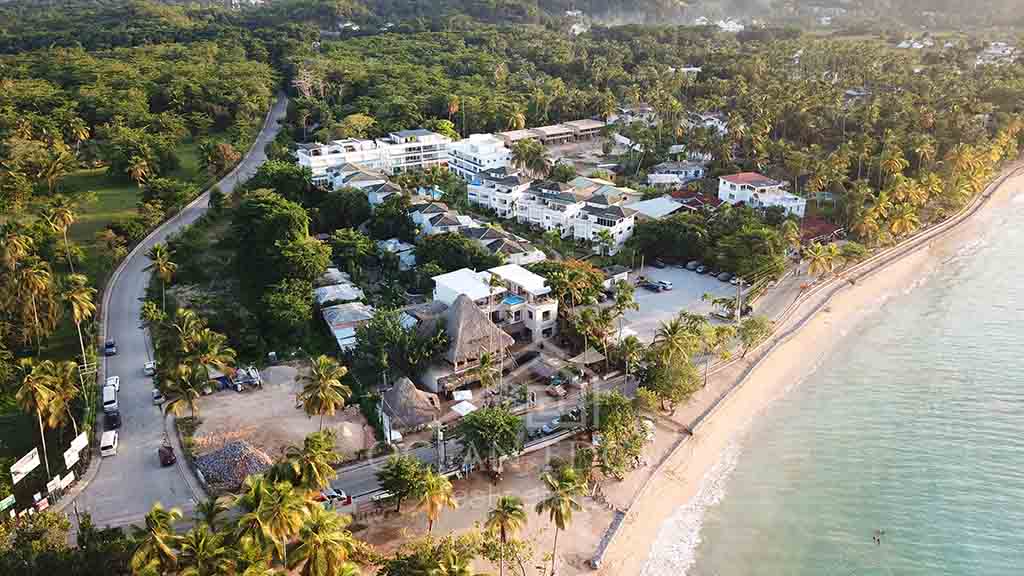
(593, 164, 1024, 576)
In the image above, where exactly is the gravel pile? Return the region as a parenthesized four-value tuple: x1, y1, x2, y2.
(196, 440, 273, 492)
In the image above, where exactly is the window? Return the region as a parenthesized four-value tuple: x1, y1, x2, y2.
(729, 193, 735, 200)
(730, 183, 737, 190)
(528, 311, 534, 320)
(542, 310, 551, 321)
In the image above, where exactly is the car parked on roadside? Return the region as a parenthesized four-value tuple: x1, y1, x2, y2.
(105, 376, 120, 392)
(144, 361, 156, 376)
(656, 280, 674, 291)
(541, 417, 562, 435)
(104, 410, 121, 431)
(696, 265, 708, 274)
(152, 388, 165, 405)
(103, 339, 117, 356)
(717, 272, 733, 282)
(686, 261, 700, 271)
(640, 281, 662, 292)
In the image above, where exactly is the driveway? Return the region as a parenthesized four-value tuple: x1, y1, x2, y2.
(69, 93, 289, 528)
(621, 266, 736, 342)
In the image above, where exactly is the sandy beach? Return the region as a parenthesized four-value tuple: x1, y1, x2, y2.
(593, 167, 1024, 576)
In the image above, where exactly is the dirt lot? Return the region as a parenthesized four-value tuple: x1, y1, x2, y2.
(192, 362, 375, 462)
(547, 138, 615, 176)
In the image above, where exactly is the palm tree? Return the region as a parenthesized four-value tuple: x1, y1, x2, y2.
(145, 243, 177, 312)
(803, 242, 832, 280)
(780, 220, 801, 256)
(62, 273, 96, 364)
(21, 258, 52, 350)
(39, 359, 81, 436)
(128, 155, 151, 186)
(15, 359, 55, 478)
(186, 328, 237, 378)
(258, 481, 309, 564)
(282, 430, 341, 491)
(131, 503, 183, 575)
(475, 351, 499, 391)
(232, 475, 272, 551)
(418, 470, 458, 533)
(617, 335, 645, 384)
(654, 317, 697, 363)
(297, 355, 351, 430)
(430, 552, 475, 576)
(594, 229, 615, 257)
(163, 364, 206, 419)
(289, 507, 357, 576)
(486, 495, 527, 576)
(486, 272, 506, 390)
(0, 228, 33, 271)
(889, 204, 920, 238)
(42, 196, 78, 272)
(698, 325, 736, 388)
(535, 467, 586, 576)
(177, 524, 234, 576)
(193, 497, 230, 530)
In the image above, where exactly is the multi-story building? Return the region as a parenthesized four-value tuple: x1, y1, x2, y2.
(409, 201, 478, 236)
(295, 129, 451, 183)
(514, 180, 637, 254)
(447, 134, 511, 180)
(460, 226, 547, 266)
(467, 168, 531, 218)
(718, 172, 806, 218)
(431, 265, 558, 343)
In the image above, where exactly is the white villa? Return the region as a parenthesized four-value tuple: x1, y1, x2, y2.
(432, 264, 558, 343)
(467, 168, 532, 218)
(296, 129, 451, 184)
(646, 161, 706, 187)
(447, 134, 511, 181)
(718, 172, 806, 218)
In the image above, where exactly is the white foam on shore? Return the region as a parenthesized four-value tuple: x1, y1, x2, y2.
(640, 439, 742, 576)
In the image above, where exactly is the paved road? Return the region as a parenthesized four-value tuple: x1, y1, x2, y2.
(71, 94, 289, 528)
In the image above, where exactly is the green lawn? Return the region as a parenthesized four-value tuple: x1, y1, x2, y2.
(62, 168, 141, 245)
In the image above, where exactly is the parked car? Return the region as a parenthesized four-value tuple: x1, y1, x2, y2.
(652, 259, 667, 269)
(695, 265, 708, 274)
(105, 376, 120, 392)
(686, 261, 700, 271)
(152, 388, 165, 405)
(317, 488, 349, 510)
(103, 339, 117, 356)
(656, 280, 674, 291)
(104, 410, 121, 431)
(100, 430, 118, 457)
(717, 272, 733, 282)
(158, 444, 176, 467)
(541, 417, 562, 435)
(564, 407, 583, 422)
(546, 385, 568, 398)
(640, 281, 663, 292)
(144, 361, 156, 376)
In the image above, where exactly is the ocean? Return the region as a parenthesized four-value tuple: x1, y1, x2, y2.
(645, 188, 1024, 575)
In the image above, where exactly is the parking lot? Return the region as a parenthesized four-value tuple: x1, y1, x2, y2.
(621, 265, 736, 342)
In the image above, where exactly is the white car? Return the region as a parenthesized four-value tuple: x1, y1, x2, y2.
(152, 388, 165, 405)
(144, 361, 156, 376)
(105, 376, 120, 391)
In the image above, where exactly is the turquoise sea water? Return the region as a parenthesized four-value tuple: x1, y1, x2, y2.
(654, 191, 1024, 575)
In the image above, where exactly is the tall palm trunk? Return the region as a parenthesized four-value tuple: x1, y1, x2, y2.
(75, 319, 87, 365)
(550, 527, 560, 576)
(63, 230, 75, 274)
(38, 412, 51, 479)
(499, 528, 507, 576)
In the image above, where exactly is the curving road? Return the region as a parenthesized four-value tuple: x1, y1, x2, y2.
(69, 94, 289, 528)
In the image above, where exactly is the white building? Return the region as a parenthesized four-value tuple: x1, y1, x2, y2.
(467, 168, 532, 218)
(447, 134, 511, 181)
(432, 265, 558, 343)
(718, 173, 806, 218)
(626, 195, 688, 220)
(515, 180, 637, 254)
(646, 161, 706, 187)
(409, 201, 478, 236)
(296, 129, 451, 182)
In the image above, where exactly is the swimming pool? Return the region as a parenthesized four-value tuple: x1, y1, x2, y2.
(503, 294, 526, 306)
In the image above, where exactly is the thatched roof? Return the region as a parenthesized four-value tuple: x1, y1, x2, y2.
(382, 377, 441, 430)
(446, 294, 514, 364)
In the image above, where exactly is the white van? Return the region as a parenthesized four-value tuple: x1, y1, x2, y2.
(105, 375, 120, 391)
(102, 385, 118, 413)
(100, 430, 118, 457)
